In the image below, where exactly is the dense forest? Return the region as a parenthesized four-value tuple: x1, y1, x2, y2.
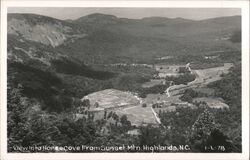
(165, 73, 196, 85)
(160, 63, 242, 152)
(8, 60, 155, 112)
(7, 62, 241, 152)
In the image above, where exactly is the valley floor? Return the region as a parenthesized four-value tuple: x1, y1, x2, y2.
(81, 63, 233, 126)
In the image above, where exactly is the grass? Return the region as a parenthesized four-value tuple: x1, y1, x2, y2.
(193, 97, 229, 109)
(116, 105, 157, 126)
(83, 89, 139, 109)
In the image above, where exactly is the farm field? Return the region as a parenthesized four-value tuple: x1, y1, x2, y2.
(193, 97, 229, 109)
(82, 89, 140, 110)
(169, 63, 233, 95)
(86, 63, 234, 126)
(195, 63, 233, 84)
(116, 105, 158, 126)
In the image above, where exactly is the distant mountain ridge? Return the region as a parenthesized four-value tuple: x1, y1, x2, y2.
(73, 13, 240, 25)
(74, 13, 195, 26)
(8, 13, 241, 65)
(8, 13, 86, 47)
(75, 13, 119, 23)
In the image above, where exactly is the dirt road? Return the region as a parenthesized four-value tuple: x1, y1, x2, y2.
(168, 63, 233, 96)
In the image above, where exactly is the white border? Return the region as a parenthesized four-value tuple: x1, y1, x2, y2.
(1, 1, 249, 160)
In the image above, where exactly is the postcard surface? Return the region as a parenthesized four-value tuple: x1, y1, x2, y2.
(1, 0, 249, 160)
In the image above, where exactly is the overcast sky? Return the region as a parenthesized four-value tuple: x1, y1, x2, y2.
(8, 8, 241, 20)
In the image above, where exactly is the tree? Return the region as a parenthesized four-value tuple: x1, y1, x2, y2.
(159, 110, 162, 117)
(112, 112, 119, 122)
(180, 94, 193, 103)
(7, 85, 30, 152)
(60, 95, 73, 111)
(107, 111, 113, 119)
(94, 102, 99, 108)
(138, 125, 163, 148)
(192, 109, 216, 137)
(112, 114, 131, 132)
(103, 110, 107, 119)
(120, 115, 130, 126)
(178, 67, 190, 73)
(206, 128, 235, 152)
(152, 103, 157, 108)
(72, 98, 82, 108)
(26, 112, 59, 148)
(142, 103, 147, 108)
(189, 109, 217, 151)
(82, 99, 90, 109)
(165, 73, 195, 85)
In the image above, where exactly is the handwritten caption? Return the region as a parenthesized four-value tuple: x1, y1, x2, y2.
(12, 144, 192, 152)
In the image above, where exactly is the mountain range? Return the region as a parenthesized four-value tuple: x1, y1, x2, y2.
(7, 13, 241, 103)
(8, 13, 241, 66)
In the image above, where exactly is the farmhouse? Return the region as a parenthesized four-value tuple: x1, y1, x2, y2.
(81, 89, 140, 110)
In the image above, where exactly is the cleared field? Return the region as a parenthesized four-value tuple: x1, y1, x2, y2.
(193, 97, 229, 109)
(193, 87, 215, 96)
(116, 105, 158, 126)
(169, 63, 233, 95)
(82, 89, 139, 110)
(82, 63, 233, 126)
(81, 89, 158, 125)
(143, 93, 181, 104)
(195, 63, 233, 84)
(144, 93, 196, 113)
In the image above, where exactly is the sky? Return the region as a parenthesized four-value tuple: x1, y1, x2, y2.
(8, 8, 241, 20)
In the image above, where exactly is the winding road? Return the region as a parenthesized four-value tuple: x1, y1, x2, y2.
(119, 63, 233, 126)
(164, 63, 233, 97)
(165, 87, 171, 97)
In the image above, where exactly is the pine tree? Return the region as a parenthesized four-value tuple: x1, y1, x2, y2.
(103, 110, 107, 119)
(190, 108, 237, 152)
(7, 85, 30, 152)
(189, 108, 217, 151)
(191, 108, 216, 139)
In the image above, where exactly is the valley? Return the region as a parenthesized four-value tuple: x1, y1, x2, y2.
(7, 12, 242, 153)
(76, 61, 233, 127)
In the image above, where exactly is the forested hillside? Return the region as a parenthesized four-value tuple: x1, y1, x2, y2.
(7, 12, 242, 153)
